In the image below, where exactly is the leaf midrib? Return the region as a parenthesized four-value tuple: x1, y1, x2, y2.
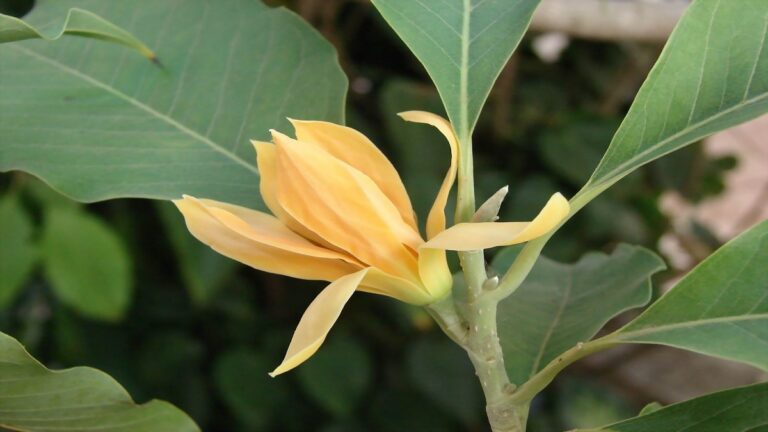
(8, 44, 259, 176)
(616, 313, 768, 340)
(458, 0, 470, 139)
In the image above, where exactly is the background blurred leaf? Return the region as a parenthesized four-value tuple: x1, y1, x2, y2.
(41, 207, 131, 321)
(577, 0, 768, 208)
(214, 348, 289, 431)
(0, 0, 347, 208)
(296, 334, 372, 418)
(578, 383, 768, 432)
(406, 336, 483, 427)
(369, 389, 458, 432)
(0, 194, 37, 308)
(0, 7, 155, 59)
(371, 0, 541, 137)
(494, 244, 665, 385)
(613, 220, 768, 370)
(156, 202, 236, 306)
(0, 331, 199, 432)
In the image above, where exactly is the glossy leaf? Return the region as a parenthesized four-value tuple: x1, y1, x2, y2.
(578, 383, 768, 432)
(0, 0, 346, 208)
(0, 7, 155, 59)
(41, 207, 132, 321)
(371, 0, 540, 138)
(0, 330, 199, 432)
(494, 244, 665, 385)
(613, 220, 768, 371)
(0, 195, 37, 308)
(576, 0, 768, 209)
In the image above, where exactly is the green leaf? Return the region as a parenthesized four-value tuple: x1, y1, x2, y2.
(0, 330, 199, 432)
(41, 207, 132, 321)
(406, 337, 483, 427)
(370, 0, 540, 138)
(612, 220, 768, 371)
(576, 0, 768, 209)
(296, 335, 372, 418)
(578, 383, 768, 432)
(0, 195, 37, 308)
(0, 7, 156, 59)
(0, 0, 346, 208)
(156, 201, 236, 306)
(494, 244, 665, 385)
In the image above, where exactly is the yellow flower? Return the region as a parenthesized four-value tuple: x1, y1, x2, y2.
(174, 111, 569, 376)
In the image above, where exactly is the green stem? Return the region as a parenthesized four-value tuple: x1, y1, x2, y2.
(510, 336, 618, 404)
(445, 132, 529, 431)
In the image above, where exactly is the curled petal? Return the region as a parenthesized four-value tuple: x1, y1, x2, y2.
(270, 269, 368, 377)
(398, 111, 458, 239)
(424, 193, 570, 251)
(174, 196, 360, 281)
(290, 119, 418, 229)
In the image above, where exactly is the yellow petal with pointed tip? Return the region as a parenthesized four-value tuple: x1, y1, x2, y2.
(397, 111, 458, 239)
(290, 119, 418, 230)
(272, 130, 422, 281)
(174, 196, 359, 281)
(190, 196, 363, 266)
(424, 193, 570, 251)
(270, 269, 368, 377)
(398, 111, 457, 300)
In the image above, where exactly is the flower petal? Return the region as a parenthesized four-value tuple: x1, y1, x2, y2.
(174, 196, 359, 281)
(253, 140, 338, 249)
(270, 269, 368, 377)
(290, 119, 418, 229)
(423, 193, 570, 251)
(188, 196, 363, 266)
(272, 130, 422, 281)
(397, 111, 458, 239)
(417, 247, 453, 301)
(359, 267, 434, 305)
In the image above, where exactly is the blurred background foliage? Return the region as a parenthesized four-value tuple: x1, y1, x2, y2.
(0, 0, 737, 430)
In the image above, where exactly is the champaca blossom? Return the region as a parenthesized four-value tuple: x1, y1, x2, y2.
(175, 111, 569, 376)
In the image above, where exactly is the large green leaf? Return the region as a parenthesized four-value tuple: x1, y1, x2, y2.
(0, 331, 199, 432)
(494, 245, 665, 385)
(0, 7, 155, 59)
(370, 0, 540, 138)
(0, 0, 346, 208)
(41, 207, 132, 321)
(0, 195, 37, 308)
(612, 220, 768, 371)
(578, 383, 768, 432)
(575, 0, 768, 209)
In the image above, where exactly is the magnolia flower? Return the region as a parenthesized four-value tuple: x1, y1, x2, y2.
(175, 111, 568, 376)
